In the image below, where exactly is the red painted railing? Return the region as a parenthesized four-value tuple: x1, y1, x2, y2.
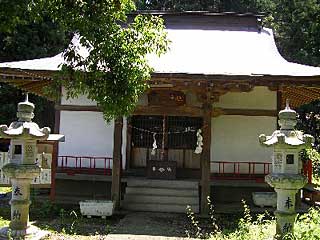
(303, 159, 313, 184)
(56, 157, 313, 183)
(210, 161, 272, 181)
(57, 156, 113, 175)
(211, 160, 313, 183)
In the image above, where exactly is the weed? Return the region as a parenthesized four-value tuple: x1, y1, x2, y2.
(186, 199, 276, 240)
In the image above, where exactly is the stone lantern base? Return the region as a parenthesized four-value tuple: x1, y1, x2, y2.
(274, 211, 297, 238)
(0, 225, 49, 240)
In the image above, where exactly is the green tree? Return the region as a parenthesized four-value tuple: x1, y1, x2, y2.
(270, 0, 320, 66)
(136, 0, 272, 12)
(0, 0, 68, 129)
(30, 0, 169, 121)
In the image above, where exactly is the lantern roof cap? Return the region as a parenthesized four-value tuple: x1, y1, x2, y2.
(278, 99, 297, 130)
(17, 94, 35, 122)
(259, 100, 315, 147)
(0, 95, 50, 140)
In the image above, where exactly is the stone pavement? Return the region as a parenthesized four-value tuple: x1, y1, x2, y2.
(106, 212, 196, 240)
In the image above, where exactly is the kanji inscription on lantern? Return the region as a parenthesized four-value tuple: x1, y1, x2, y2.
(24, 144, 36, 163)
(284, 197, 293, 209)
(12, 210, 21, 220)
(13, 187, 22, 196)
(282, 223, 293, 233)
(274, 153, 283, 172)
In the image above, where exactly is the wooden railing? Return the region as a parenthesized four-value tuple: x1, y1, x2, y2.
(211, 160, 313, 183)
(57, 156, 113, 175)
(56, 156, 313, 183)
(303, 159, 313, 184)
(210, 161, 272, 181)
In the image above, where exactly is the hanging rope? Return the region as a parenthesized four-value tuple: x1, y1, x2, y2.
(194, 129, 203, 154)
(151, 133, 157, 156)
(126, 123, 209, 135)
(160, 115, 166, 161)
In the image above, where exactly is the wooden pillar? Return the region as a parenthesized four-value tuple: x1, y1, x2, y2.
(50, 100, 61, 202)
(50, 141, 58, 201)
(111, 117, 123, 210)
(200, 103, 212, 215)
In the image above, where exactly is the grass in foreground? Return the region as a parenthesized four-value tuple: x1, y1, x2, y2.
(0, 217, 9, 228)
(1, 196, 320, 239)
(187, 200, 320, 240)
(0, 199, 120, 239)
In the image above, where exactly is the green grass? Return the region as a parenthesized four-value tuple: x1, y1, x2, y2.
(0, 199, 119, 239)
(1, 196, 320, 239)
(28, 201, 118, 237)
(186, 201, 320, 240)
(0, 217, 9, 228)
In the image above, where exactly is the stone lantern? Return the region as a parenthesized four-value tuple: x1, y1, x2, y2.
(259, 101, 314, 238)
(0, 95, 63, 239)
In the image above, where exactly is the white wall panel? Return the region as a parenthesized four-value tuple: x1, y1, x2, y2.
(213, 86, 277, 110)
(58, 111, 127, 169)
(211, 115, 276, 173)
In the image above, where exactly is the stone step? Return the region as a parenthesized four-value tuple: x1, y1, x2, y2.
(125, 186, 198, 197)
(123, 194, 199, 205)
(127, 179, 199, 189)
(123, 202, 199, 214)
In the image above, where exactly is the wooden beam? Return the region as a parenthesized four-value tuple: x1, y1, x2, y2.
(212, 108, 277, 117)
(55, 104, 100, 112)
(134, 105, 203, 117)
(200, 103, 212, 215)
(111, 117, 123, 210)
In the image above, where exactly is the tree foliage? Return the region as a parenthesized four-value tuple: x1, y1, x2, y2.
(30, 0, 169, 121)
(270, 0, 320, 66)
(297, 103, 320, 150)
(0, 0, 69, 62)
(136, 0, 272, 12)
(0, 0, 68, 129)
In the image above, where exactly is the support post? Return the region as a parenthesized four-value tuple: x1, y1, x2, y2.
(50, 141, 58, 201)
(201, 103, 212, 215)
(277, 89, 282, 129)
(111, 117, 123, 210)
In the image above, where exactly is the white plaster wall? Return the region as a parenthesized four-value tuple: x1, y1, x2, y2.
(58, 111, 127, 169)
(210, 115, 276, 174)
(213, 86, 276, 110)
(61, 87, 97, 106)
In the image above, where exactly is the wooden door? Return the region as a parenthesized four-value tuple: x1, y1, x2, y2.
(130, 115, 202, 171)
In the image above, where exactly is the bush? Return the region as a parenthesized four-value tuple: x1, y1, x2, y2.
(187, 200, 320, 240)
(295, 207, 320, 240)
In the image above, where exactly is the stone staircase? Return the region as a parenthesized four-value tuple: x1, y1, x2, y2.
(122, 179, 199, 213)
